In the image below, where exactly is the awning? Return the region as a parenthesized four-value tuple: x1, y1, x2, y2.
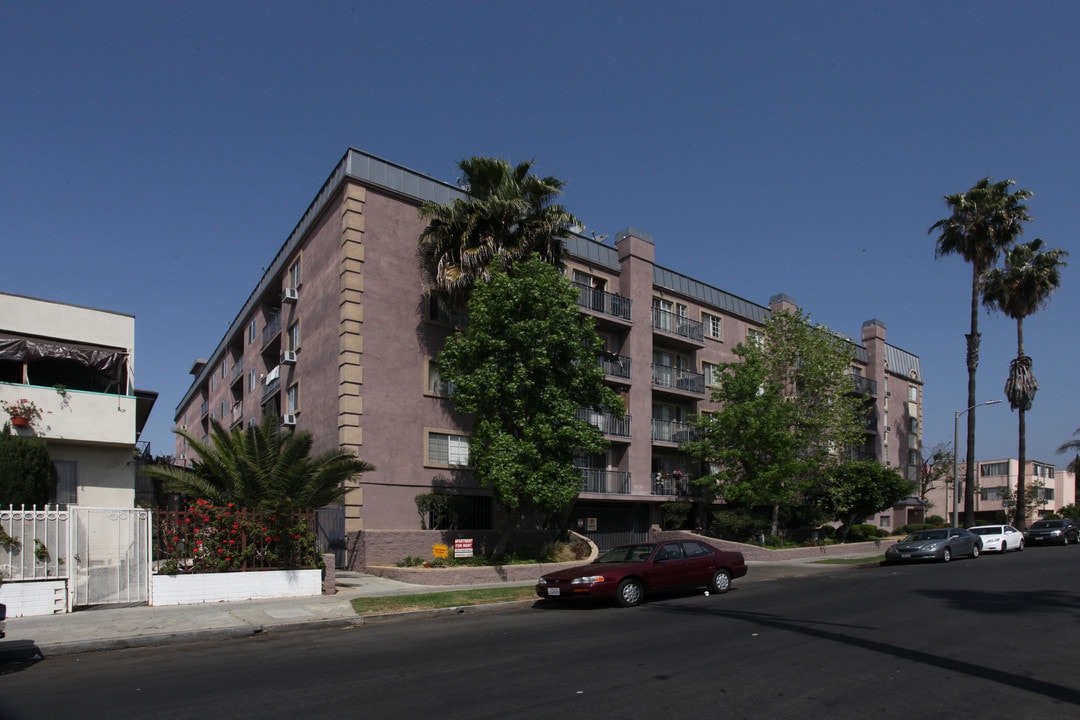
(0, 333, 128, 383)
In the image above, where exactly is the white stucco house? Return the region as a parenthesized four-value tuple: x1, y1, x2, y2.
(0, 292, 156, 507)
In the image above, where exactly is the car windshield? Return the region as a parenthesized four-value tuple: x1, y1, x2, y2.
(907, 530, 948, 541)
(596, 544, 654, 563)
(1031, 520, 1061, 529)
(970, 527, 1001, 535)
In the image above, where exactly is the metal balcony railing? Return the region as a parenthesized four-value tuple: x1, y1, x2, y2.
(576, 408, 632, 438)
(651, 419, 699, 443)
(572, 283, 632, 321)
(652, 365, 706, 394)
(580, 469, 631, 494)
(652, 307, 704, 342)
(597, 352, 631, 380)
(262, 313, 282, 347)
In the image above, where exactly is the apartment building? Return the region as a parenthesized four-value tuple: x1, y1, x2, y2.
(0, 292, 157, 507)
(173, 148, 923, 564)
(926, 458, 1077, 526)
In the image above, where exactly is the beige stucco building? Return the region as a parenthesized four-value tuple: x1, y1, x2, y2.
(925, 458, 1077, 526)
(173, 148, 925, 565)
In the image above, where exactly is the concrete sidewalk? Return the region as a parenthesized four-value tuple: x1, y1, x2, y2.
(0, 553, 882, 659)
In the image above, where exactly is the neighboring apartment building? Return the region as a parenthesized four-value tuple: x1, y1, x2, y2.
(0, 292, 157, 507)
(925, 458, 1077, 526)
(173, 148, 923, 564)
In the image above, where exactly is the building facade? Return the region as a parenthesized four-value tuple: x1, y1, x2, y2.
(926, 458, 1077, 526)
(0, 292, 156, 507)
(173, 148, 923, 563)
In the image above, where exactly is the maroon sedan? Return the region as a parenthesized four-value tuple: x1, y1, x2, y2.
(536, 539, 747, 607)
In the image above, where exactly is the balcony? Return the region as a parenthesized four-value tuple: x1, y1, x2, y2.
(597, 352, 631, 380)
(652, 307, 704, 346)
(652, 366, 706, 396)
(1, 383, 136, 446)
(262, 312, 282, 348)
(200, 399, 209, 418)
(261, 376, 281, 403)
(230, 401, 243, 427)
(230, 362, 245, 386)
(573, 283, 632, 323)
(651, 473, 695, 496)
(848, 373, 878, 395)
(576, 408, 632, 439)
(580, 469, 631, 495)
(651, 419, 699, 444)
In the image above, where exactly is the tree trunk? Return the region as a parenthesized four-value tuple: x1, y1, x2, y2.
(770, 503, 780, 537)
(1015, 319, 1027, 530)
(963, 264, 981, 527)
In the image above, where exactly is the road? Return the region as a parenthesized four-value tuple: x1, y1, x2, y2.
(2, 548, 1078, 719)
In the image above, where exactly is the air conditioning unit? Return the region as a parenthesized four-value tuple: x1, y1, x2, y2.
(280, 350, 297, 364)
(281, 414, 297, 427)
(179, 424, 187, 431)
(282, 287, 299, 303)
(179, 454, 187, 460)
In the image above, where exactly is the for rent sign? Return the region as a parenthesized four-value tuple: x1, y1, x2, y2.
(453, 538, 474, 558)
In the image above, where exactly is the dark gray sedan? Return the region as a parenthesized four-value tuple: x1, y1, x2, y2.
(884, 527, 981, 563)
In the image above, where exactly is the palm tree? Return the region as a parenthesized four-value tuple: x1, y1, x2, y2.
(140, 417, 374, 513)
(930, 177, 1032, 526)
(982, 239, 1067, 528)
(1056, 429, 1080, 478)
(418, 156, 580, 305)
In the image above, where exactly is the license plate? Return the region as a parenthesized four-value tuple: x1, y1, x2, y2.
(900, 553, 911, 559)
(547, 587, 561, 596)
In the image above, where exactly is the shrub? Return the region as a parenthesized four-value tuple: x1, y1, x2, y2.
(844, 523, 887, 542)
(926, 515, 947, 526)
(0, 428, 55, 506)
(710, 508, 771, 543)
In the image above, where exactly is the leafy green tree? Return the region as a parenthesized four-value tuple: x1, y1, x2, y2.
(437, 256, 624, 558)
(685, 309, 866, 536)
(418, 156, 580, 306)
(982, 238, 1067, 529)
(815, 461, 915, 541)
(0, 425, 56, 506)
(930, 177, 1033, 526)
(139, 416, 374, 513)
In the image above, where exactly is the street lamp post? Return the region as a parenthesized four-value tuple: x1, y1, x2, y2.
(953, 400, 1002, 528)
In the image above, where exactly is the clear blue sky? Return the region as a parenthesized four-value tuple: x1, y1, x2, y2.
(3, 1, 1078, 469)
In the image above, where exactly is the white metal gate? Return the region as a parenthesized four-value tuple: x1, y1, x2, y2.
(70, 507, 152, 607)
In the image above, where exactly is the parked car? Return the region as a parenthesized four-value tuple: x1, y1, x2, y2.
(536, 540, 747, 607)
(1023, 519, 1079, 546)
(968, 524, 1024, 553)
(884, 527, 981, 563)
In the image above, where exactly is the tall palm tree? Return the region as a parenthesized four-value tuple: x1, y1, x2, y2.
(1056, 429, 1080, 478)
(982, 239, 1067, 528)
(418, 156, 580, 305)
(930, 177, 1032, 526)
(140, 417, 374, 512)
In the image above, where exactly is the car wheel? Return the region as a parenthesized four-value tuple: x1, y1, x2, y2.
(1063, 535, 1070, 546)
(616, 578, 644, 607)
(970, 544, 979, 559)
(710, 569, 732, 594)
(1017, 539, 1024, 552)
(941, 547, 951, 562)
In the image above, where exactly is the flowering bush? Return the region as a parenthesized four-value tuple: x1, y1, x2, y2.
(155, 499, 320, 575)
(2, 398, 44, 422)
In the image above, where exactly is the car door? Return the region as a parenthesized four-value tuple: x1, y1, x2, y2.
(1003, 526, 1020, 549)
(648, 542, 688, 590)
(680, 541, 718, 586)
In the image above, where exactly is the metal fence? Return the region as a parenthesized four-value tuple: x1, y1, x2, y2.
(0, 505, 70, 582)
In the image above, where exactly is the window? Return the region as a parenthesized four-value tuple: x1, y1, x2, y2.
(980, 486, 1005, 501)
(702, 313, 723, 340)
(427, 431, 470, 467)
(290, 257, 302, 288)
(248, 368, 257, 392)
(908, 417, 918, 433)
(54, 460, 78, 505)
(427, 360, 453, 396)
(908, 449, 920, 466)
(288, 320, 301, 351)
(907, 386, 918, 402)
(248, 319, 257, 344)
(210, 374, 216, 392)
(221, 362, 227, 379)
(747, 328, 764, 348)
(1037, 487, 1055, 501)
(981, 462, 1009, 477)
(1034, 463, 1054, 479)
(220, 400, 226, 418)
(879, 516, 891, 528)
(286, 383, 299, 414)
(702, 361, 720, 387)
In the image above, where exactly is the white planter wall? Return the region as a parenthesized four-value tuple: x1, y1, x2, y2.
(0, 580, 68, 617)
(151, 569, 321, 606)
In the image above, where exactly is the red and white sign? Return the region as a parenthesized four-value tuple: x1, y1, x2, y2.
(453, 538, 474, 558)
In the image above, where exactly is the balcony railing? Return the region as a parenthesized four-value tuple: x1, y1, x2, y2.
(651, 419, 699, 444)
(230, 401, 243, 427)
(576, 408, 632, 438)
(848, 373, 878, 395)
(230, 362, 245, 385)
(597, 352, 631, 380)
(573, 283, 632, 322)
(652, 474, 695, 496)
(261, 376, 280, 402)
(652, 308, 704, 342)
(652, 365, 706, 394)
(200, 399, 209, 418)
(262, 313, 282, 347)
(580, 469, 631, 494)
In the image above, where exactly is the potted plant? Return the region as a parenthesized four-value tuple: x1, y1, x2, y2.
(1, 398, 44, 428)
